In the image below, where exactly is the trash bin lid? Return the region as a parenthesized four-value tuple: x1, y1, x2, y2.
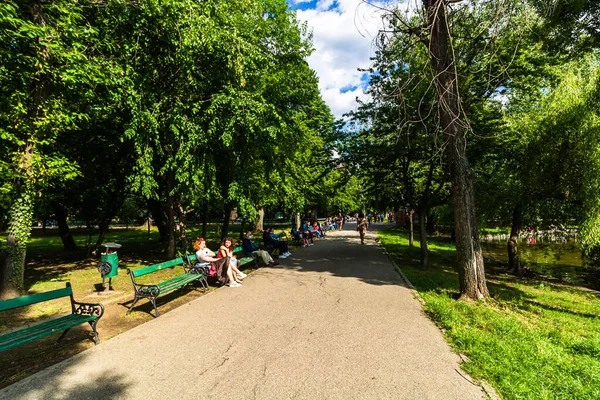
(103, 243, 122, 250)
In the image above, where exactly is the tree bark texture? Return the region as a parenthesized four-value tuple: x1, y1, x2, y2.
(419, 211, 429, 268)
(255, 207, 265, 232)
(425, 0, 489, 299)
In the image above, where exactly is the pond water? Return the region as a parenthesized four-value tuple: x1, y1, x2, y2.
(481, 240, 600, 291)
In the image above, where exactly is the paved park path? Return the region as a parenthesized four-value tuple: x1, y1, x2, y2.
(1, 224, 485, 400)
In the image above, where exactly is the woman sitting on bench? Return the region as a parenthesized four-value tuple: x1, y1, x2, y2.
(217, 237, 247, 283)
(193, 237, 240, 288)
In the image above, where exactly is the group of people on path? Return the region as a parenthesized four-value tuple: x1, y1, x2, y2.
(192, 215, 370, 288)
(193, 237, 249, 288)
(192, 229, 290, 288)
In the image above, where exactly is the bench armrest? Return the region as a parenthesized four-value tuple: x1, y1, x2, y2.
(133, 283, 160, 297)
(184, 262, 210, 275)
(73, 301, 105, 319)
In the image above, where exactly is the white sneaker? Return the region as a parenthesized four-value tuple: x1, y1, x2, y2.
(229, 281, 242, 288)
(308, 243, 314, 246)
(279, 254, 287, 259)
(237, 272, 247, 279)
(284, 252, 291, 256)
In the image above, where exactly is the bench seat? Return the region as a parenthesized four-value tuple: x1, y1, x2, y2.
(0, 314, 99, 353)
(127, 257, 205, 317)
(0, 283, 104, 353)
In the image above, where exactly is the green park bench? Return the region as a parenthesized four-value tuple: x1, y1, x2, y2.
(0, 282, 104, 353)
(126, 257, 205, 317)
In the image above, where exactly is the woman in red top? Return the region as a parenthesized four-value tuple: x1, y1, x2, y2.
(218, 237, 247, 284)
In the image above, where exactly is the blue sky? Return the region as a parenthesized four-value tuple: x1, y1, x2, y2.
(286, 0, 387, 118)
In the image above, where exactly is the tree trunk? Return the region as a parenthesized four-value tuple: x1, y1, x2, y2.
(201, 201, 208, 239)
(426, 209, 436, 235)
(255, 207, 265, 232)
(508, 203, 523, 274)
(55, 204, 77, 251)
(311, 208, 318, 223)
(0, 1, 49, 298)
(93, 220, 110, 254)
(166, 174, 176, 258)
(409, 210, 414, 247)
(174, 199, 187, 253)
(148, 199, 168, 243)
(295, 212, 301, 230)
(419, 210, 429, 268)
(222, 203, 232, 239)
(426, 0, 489, 299)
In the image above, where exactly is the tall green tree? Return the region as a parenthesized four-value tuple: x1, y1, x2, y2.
(0, 1, 106, 297)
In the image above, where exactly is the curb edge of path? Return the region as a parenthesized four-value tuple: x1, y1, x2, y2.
(377, 241, 501, 400)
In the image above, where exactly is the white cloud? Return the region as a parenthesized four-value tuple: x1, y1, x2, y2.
(295, 1, 391, 118)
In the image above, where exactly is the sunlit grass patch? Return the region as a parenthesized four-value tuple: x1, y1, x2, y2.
(379, 228, 600, 400)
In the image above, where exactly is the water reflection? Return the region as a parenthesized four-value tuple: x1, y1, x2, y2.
(481, 240, 600, 291)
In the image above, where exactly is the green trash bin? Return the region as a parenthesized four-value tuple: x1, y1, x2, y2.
(100, 252, 119, 278)
(98, 243, 121, 290)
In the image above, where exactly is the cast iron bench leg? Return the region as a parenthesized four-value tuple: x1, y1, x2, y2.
(88, 320, 100, 344)
(149, 297, 159, 317)
(127, 296, 140, 315)
(58, 328, 71, 342)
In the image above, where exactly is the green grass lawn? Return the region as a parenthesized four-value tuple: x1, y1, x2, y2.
(379, 228, 600, 400)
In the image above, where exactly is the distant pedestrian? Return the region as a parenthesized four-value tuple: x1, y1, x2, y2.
(357, 213, 368, 245)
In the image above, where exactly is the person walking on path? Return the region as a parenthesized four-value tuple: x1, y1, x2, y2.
(357, 212, 368, 244)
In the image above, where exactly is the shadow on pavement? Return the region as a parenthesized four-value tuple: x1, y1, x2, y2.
(0, 349, 132, 399)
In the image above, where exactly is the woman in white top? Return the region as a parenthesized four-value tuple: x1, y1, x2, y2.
(193, 237, 240, 287)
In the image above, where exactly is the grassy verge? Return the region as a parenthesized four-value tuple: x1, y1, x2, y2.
(379, 228, 600, 400)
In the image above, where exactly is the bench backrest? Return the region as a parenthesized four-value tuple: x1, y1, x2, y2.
(0, 283, 72, 312)
(129, 257, 184, 278)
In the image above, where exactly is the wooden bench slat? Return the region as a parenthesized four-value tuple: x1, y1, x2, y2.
(238, 257, 255, 266)
(0, 286, 72, 312)
(154, 274, 199, 293)
(165, 274, 200, 287)
(131, 257, 184, 278)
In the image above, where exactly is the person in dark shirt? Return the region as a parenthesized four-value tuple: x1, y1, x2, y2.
(242, 231, 279, 266)
(263, 228, 291, 258)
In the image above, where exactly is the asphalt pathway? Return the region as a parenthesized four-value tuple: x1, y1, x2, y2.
(1, 224, 485, 399)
